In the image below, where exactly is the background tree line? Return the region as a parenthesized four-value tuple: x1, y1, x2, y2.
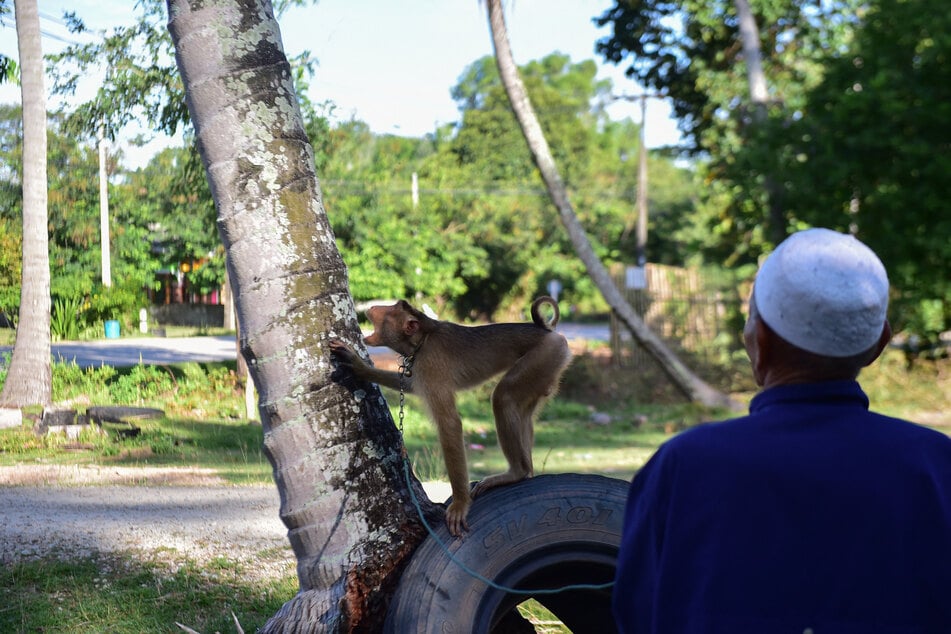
(0, 0, 947, 341)
(0, 50, 698, 331)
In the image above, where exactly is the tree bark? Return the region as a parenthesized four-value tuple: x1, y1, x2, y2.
(734, 0, 785, 244)
(485, 0, 736, 409)
(166, 1, 439, 630)
(1, 0, 52, 408)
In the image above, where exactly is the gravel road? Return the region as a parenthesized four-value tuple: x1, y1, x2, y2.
(0, 466, 452, 579)
(0, 466, 296, 579)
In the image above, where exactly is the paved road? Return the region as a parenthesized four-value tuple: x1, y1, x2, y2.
(1, 323, 609, 368)
(0, 335, 238, 369)
(52, 335, 237, 368)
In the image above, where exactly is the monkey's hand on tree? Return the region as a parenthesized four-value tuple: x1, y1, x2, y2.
(330, 340, 410, 393)
(329, 340, 366, 370)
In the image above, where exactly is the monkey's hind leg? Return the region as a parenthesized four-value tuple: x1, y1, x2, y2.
(472, 333, 570, 499)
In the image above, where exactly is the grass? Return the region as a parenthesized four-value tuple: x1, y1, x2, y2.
(0, 551, 296, 633)
(0, 416, 272, 484)
(395, 384, 703, 484)
(0, 345, 947, 632)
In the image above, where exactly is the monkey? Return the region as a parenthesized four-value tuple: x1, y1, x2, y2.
(330, 296, 571, 537)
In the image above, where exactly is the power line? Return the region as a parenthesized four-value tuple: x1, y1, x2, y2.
(0, 13, 86, 47)
(37, 11, 68, 27)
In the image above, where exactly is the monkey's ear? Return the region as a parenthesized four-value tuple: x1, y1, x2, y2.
(403, 318, 420, 337)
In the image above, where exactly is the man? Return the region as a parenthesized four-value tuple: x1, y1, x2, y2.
(612, 228, 951, 633)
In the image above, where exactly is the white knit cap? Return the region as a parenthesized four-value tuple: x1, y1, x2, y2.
(753, 228, 889, 357)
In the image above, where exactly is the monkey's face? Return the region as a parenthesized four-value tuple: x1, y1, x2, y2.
(363, 301, 420, 349)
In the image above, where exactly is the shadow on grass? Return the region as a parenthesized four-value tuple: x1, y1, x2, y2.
(101, 417, 273, 484)
(0, 414, 273, 485)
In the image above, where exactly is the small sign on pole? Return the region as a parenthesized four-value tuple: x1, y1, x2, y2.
(625, 266, 647, 290)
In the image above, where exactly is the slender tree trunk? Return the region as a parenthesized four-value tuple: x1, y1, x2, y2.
(485, 0, 735, 409)
(734, 0, 785, 244)
(167, 1, 438, 630)
(1, 0, 51, 407)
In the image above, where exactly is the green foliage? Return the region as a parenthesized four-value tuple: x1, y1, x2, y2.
(770, 0, 951, 339)
(0, 55, 16, 85)
(2, 360, 254, 477)
(108, 365, 175, 403)
(50, 296, 83, 341)
(84, 282, 145, 330)
(121, 145, 225, 297)
(38, 1, 704, 322)
(322, 52, 699, 318)
(597, 0, 948, 339)
(0, 104, 225, 330)
(48, 0, 186, 140)
(0, 216, 20, 324)
(47, 361, 244, 420)
(49, 362, 114, 404)
(596, 0, 863, 255)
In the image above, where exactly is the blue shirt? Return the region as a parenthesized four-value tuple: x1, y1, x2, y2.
(612, 381, 951, 633)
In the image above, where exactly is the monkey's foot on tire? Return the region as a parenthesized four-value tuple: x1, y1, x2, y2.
(470, 471, 529, 498)
(444, 498, 471, 537)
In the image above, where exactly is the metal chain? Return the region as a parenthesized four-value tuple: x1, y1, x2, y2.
(397, 354, 414, 437)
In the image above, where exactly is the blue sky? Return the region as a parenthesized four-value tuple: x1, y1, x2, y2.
(0, 0, 680, 168)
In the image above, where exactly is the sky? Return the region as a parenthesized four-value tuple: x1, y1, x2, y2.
(0, 0, 681, 169)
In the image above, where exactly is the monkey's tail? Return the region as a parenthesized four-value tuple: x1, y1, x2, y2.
(530, 296, 560, 330)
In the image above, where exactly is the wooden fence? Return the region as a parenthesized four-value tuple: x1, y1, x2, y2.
(609, 263, 745, 368)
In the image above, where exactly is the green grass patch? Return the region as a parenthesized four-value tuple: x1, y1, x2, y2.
(517, 599, 571, 633)
(859, 347, 951, 421)
(0, 552, 295, 633)
(0, 359, 270, 483)
(393, 384, 702, 483)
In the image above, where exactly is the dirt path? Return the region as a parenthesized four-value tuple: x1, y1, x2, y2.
(0, 466, 451, 579)
(0, 466, 295, 579)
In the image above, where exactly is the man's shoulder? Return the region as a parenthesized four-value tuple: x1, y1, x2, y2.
(866, 411, 951, 451)
(661, 407, 951, 463)
(652, 416, 758, 459)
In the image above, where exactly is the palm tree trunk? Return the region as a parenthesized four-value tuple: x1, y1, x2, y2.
(485, 0, 735, 409)
(167, 1, 439, 630)
(734, 0, 785, 244)
(1, 0, 51, 407)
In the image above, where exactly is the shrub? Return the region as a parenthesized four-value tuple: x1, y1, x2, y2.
(51, 296, 84, 341)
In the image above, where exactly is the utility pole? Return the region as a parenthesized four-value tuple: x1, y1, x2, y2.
(613, 92, 664, 267)
(98, 122, 112, 287)
(635, 94, 649, 267)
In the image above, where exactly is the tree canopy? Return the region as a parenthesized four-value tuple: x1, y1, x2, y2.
(596, 0, 949, 339)
(321, 52, 698, 319)
(0, 0, 945, 340)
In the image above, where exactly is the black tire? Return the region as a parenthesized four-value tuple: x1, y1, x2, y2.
(385, 473, 629, 633)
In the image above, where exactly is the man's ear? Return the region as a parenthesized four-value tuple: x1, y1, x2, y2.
(751, 317, 772, 386)
(863, 321, 892, 367)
